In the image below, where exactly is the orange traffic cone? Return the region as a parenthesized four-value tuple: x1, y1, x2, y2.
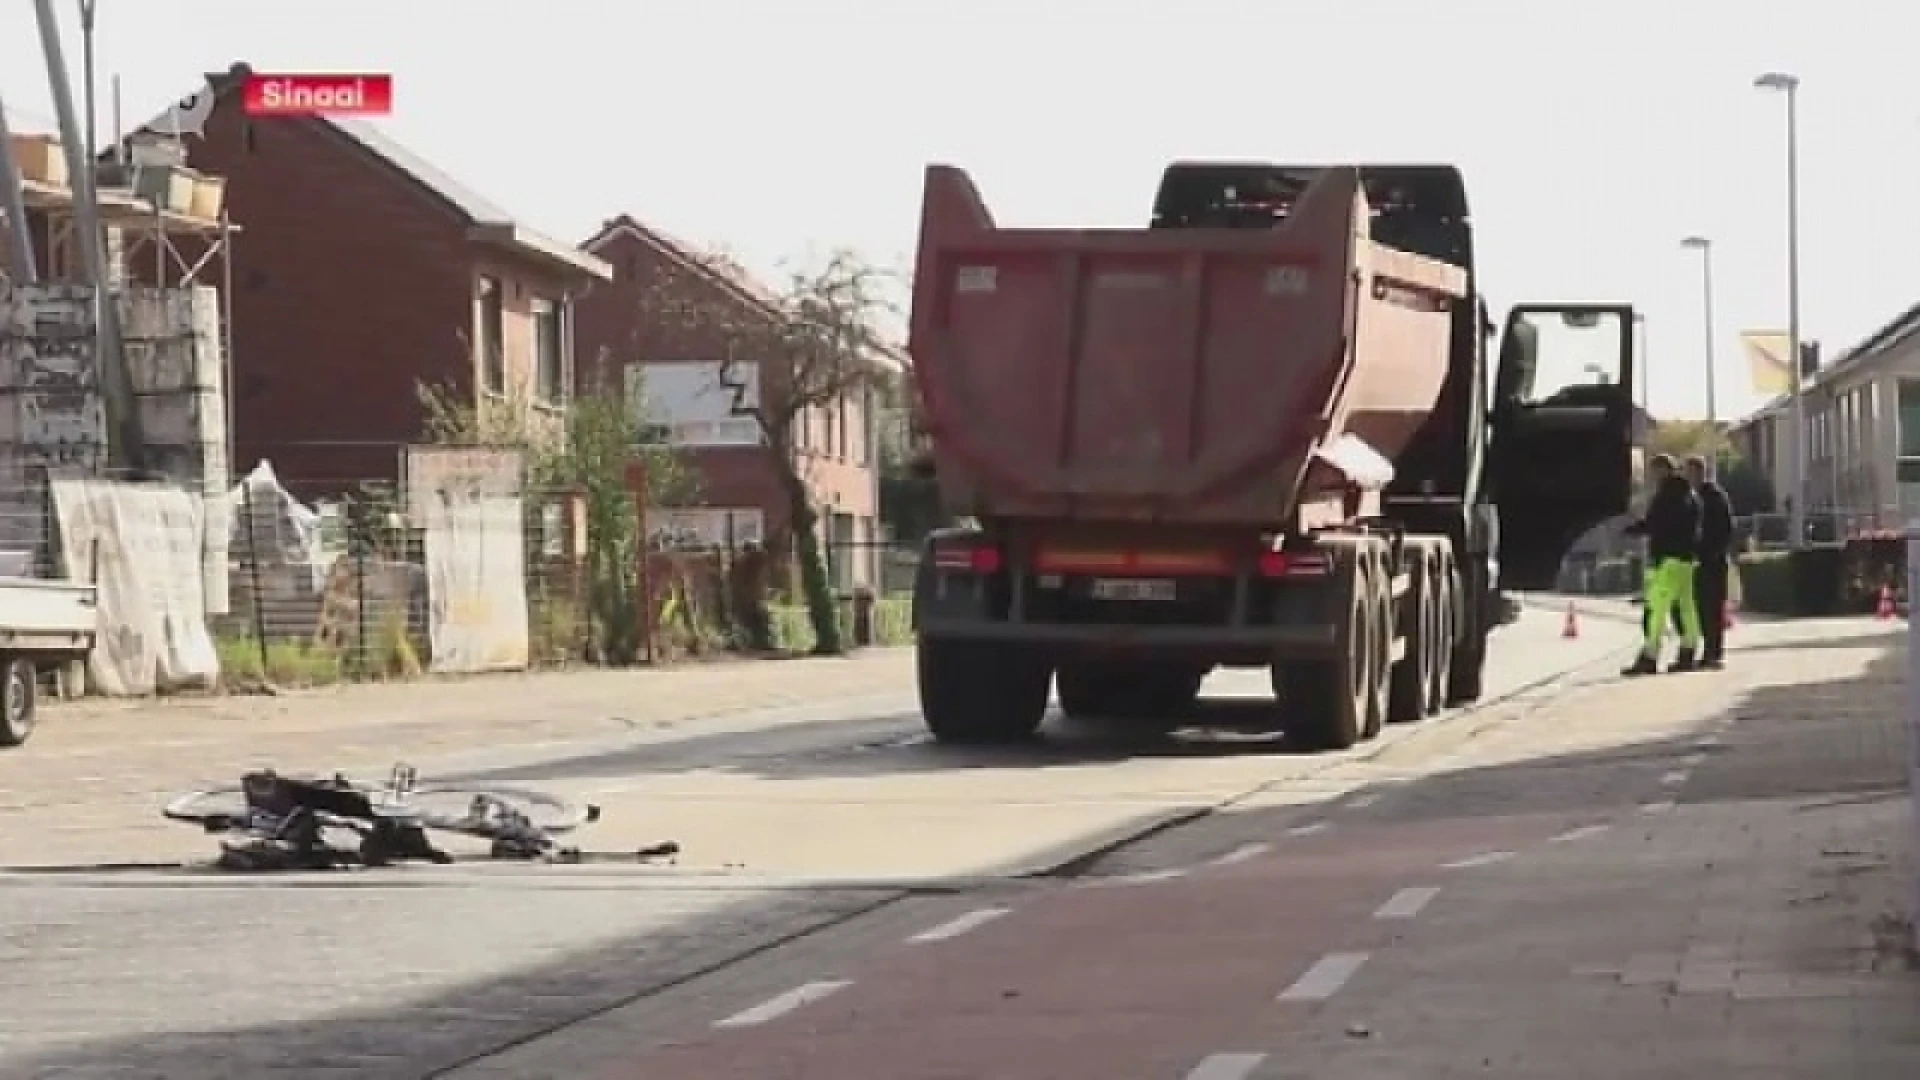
(1562, 602, 1580, 639)
(1877, 585, 1896, 621)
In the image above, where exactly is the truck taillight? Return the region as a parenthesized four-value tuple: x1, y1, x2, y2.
(1258, 551, 1330, 578)
(933, 541, 1002, 574)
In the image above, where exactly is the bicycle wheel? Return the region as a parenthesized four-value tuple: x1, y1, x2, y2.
(162, 786, 249, 824)
(402, 785, 594, 836)
(162, 775, 405, 825)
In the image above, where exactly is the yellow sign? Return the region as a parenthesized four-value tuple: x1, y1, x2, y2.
(1739, 330, 1794, 396)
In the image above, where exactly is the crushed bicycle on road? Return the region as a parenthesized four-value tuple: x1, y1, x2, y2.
(162, 763, 681, 871)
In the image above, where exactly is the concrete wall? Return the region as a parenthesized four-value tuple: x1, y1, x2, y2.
(0, 283, 231, 566)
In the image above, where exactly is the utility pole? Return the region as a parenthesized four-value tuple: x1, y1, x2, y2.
(33, 0, 145, 471)
(79, 0, 98, 163)
(1755, 70, 1806, 544)
(0, 98, 42, 282)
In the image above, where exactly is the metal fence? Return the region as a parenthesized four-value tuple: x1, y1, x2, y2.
(0, 459, 923, 685)
(1737, 506, 1906, 550)
(645, 534, 918, 656)
(220, 478, 596, 681)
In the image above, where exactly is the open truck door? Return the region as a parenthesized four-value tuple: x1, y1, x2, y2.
(1489, 303, 1638, 590)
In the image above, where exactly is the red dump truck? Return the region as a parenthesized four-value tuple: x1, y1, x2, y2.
(906, 162, 1638, 750)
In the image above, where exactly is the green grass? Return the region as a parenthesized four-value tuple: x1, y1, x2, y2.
(769, 592, 913, 653)
(215, 634, 344, 688)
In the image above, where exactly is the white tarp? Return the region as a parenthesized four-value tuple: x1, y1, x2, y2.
(50, 478, 219, 695)
(405, 446, 530, 673)
(422, 490, 529, 672)
(228, 460, 327, 589)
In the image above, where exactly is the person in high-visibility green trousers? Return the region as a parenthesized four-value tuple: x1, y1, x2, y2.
(1622, 454, 1702, 676)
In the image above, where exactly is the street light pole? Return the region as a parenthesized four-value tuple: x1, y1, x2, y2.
(1679, 236, 1719, 426)
(1756, 71, 1806, 544)
(1633, 313, 1650, 414)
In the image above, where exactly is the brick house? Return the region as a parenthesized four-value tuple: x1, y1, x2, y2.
(133, 62, 611, 499)
(575, 214, 893, 590)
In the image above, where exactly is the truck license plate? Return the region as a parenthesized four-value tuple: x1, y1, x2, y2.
(1089, 578, 1176, 602)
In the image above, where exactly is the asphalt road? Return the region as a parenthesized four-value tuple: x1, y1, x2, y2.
(0, 601, 1645, 1078)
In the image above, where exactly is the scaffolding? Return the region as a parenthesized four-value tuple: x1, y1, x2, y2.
(10, 176, 241, 475)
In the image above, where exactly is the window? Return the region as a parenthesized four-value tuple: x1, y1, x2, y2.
(1896, 380, 1920, 520)
(827, 512, 856, 591)
(627, 360, 761, 446)
(478, 275, 505, 393)
(532, 297, 566, 404)
(1898, 379, 1920, 458)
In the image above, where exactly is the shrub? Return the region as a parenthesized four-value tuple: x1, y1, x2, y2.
(1735, 552, 1794, 615)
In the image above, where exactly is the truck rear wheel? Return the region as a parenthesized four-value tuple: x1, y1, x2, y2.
(1387, 555, 1433, 725)
(0, 654, 36, 748)
(1425, 555, 1455, 716)
(1275, 552, 1372, 751)
(1446, 559, 1489, 705)
(918, 637, 1052, 745)
(1057, 663, 1203, 727)
(1363, 567, 1391, 738)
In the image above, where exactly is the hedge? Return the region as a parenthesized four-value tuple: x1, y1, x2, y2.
(1736, 539, 1901, 617)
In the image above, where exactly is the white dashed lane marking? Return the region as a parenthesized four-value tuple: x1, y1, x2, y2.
(713, 980, 852, 1028)
(1184, 1052, 1269, 1079)
(1213, 843, 1269, 866)
(1660, 770, 1690, 787)
(1439, 850, 1515, 870)
(1101, 868, 1186, 886)
(906, 907, 1009, 944)
(1641, 800, 1676, 814)
(1373, 886, 1440, 920)
(1278, 952, 1370, 1001)
(1549, 823, 1611, 844)
(1287, 822, 1329, 836)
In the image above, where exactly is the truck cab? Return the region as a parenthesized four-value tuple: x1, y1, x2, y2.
(1152, 162, 1639, 593)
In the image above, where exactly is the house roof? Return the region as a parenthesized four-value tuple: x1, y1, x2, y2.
(584, 214, 786, 316)
(1822, 299, 1920, 380)
(1727, 298, 1920, 433)
(584, 214, 908, 373)
(136, 63, 609, 281)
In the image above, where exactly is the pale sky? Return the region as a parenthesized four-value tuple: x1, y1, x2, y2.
(4, 1, 1917, 424)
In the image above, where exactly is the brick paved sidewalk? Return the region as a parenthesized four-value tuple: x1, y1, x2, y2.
(0, 647, 913, 866)
(429, 616, 1920, 1080)
(1255, 615, 1920, 1077)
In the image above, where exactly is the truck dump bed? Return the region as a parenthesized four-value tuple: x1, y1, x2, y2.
(908, 165, 1468, 527)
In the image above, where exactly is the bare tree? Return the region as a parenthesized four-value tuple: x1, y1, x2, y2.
(645, 247, 900, 654)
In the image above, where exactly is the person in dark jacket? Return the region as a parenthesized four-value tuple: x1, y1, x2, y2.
(1622, 454, 1702, 675)
(1686, 455, 1735, 669)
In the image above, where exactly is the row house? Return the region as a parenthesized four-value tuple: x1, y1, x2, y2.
(576, 214, 895, 590)
(1727, 303, 1920, 537)
(15, 63, 897, 588)
(148, 62, 611, 499)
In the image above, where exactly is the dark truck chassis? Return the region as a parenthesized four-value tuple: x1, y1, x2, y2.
(913, 517, 1495, 752)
